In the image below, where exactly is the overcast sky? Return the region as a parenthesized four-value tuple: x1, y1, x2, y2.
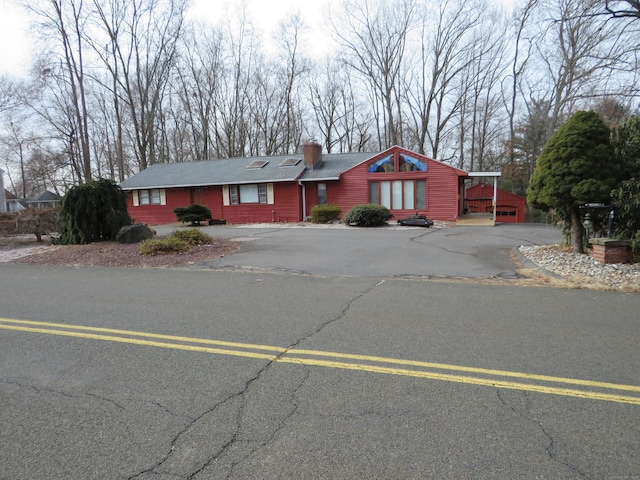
(0, 0, 514, 78)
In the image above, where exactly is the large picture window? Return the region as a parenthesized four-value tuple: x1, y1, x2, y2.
(370, 180, 426, 210)
(226, 184, 272, 205)
(240, 184, 260, 203)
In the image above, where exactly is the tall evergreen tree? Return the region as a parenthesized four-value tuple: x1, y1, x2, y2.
(610, 115, 640, 244)
(527, 111, 619, 253)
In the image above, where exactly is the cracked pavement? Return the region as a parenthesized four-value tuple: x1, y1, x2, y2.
(1, 225, 639, 479)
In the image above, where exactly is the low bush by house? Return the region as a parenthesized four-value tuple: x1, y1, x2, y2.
(342, 204, 392, 227)
(310, 204, 342, 223)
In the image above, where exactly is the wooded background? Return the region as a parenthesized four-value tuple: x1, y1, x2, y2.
(0, 0, 638, 199)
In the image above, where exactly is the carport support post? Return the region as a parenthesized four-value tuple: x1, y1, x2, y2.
(493, 179, 497, 220)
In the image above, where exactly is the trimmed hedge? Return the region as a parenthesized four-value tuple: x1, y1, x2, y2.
(168, 228, 213, 245)
(139, 237, 190, 256)
(310, 204, 342, 223)
(138, 228, 213, 255)
(173, 204, 212, 225)
(342, 204, 392, 227)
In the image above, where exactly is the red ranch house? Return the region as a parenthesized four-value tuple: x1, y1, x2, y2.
(119, 142, 499, 225)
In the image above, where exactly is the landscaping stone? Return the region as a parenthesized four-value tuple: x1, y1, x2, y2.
(116, 223, 156, 244)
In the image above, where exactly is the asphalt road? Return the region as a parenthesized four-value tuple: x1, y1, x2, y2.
(1, 224, 639, 479)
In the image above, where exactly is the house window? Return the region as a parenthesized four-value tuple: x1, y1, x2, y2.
(399, 154, 426, 172)
(230, 185, 239, 204)
(231, 184, 268, 204)
(259, 184, 268, 204)
(368, 153, 426, 173)
(139, 189, 161, 205)
(224, 184, 273, 206)
(370, 180, 426, 210)
(240, 184, 259, 203)
(317, 183, 327, 205)
(368, 154, 394, 173)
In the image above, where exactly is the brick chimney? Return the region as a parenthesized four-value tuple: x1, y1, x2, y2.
(303, 141, 322, 170)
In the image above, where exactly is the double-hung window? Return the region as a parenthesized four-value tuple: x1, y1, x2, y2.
(134, 189, 164, 206)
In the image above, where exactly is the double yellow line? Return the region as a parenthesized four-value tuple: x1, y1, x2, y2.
(1, 317, 639, 405)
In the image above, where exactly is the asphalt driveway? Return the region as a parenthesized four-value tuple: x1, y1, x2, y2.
(155, 223, 562, 278)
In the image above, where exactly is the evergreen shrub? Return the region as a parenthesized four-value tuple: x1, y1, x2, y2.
(173, 204, 212, 225)
(310, 204, 341, 223)
(55, 178, 131, 244)
(342, 204, 392, 227)
(168, 228, 213, 245)
(139, 237, 190, 256)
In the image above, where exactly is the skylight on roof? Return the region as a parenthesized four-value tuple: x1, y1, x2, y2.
(279, 158, 301, 167)
(246, 160, 268, 169)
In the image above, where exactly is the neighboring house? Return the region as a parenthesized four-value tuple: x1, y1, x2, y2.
(465, 183, 526, 223)
(119, 142, 499, 225)
(4, 190, 26, 212)
(24, 191, 62, 209)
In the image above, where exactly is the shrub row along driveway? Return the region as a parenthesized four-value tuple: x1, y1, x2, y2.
(155, 222, 562, 278)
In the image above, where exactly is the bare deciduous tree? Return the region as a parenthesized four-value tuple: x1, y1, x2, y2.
(26, 0, 93, 182)
(175, 23, 225, 161)
(605, 0, 640, 18)
(404, 0, 484, 161)
(91, 0, 187, 170)
(331, 0, 417, 149)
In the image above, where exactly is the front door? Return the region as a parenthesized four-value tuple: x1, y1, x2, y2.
(191, 187, 206, 205)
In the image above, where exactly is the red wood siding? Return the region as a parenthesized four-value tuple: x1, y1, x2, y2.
(333, 147, 463, 221)
(127, 189, 192, 225)
(127, 183, 302, 225)
(221, 183, 302, 223)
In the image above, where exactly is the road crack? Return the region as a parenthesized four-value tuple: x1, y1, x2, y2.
(1, 378, 126, 410)
(496, 389, 590, 479)
(128, 279, 382, 479)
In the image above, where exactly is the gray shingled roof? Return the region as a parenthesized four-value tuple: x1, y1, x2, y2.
(300, 152, 376, 180)
(25, 190, 62, 203)
(119, 152, 379, 190)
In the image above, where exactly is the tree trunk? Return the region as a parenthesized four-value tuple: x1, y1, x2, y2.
(570, 206, 584, 254)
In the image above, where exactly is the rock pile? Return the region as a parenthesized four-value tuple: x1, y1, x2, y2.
(519, 245, 640, 291)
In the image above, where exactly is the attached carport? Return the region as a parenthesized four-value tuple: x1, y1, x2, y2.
(465, 183, 526, 223)
(457, 172, 501, 226)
